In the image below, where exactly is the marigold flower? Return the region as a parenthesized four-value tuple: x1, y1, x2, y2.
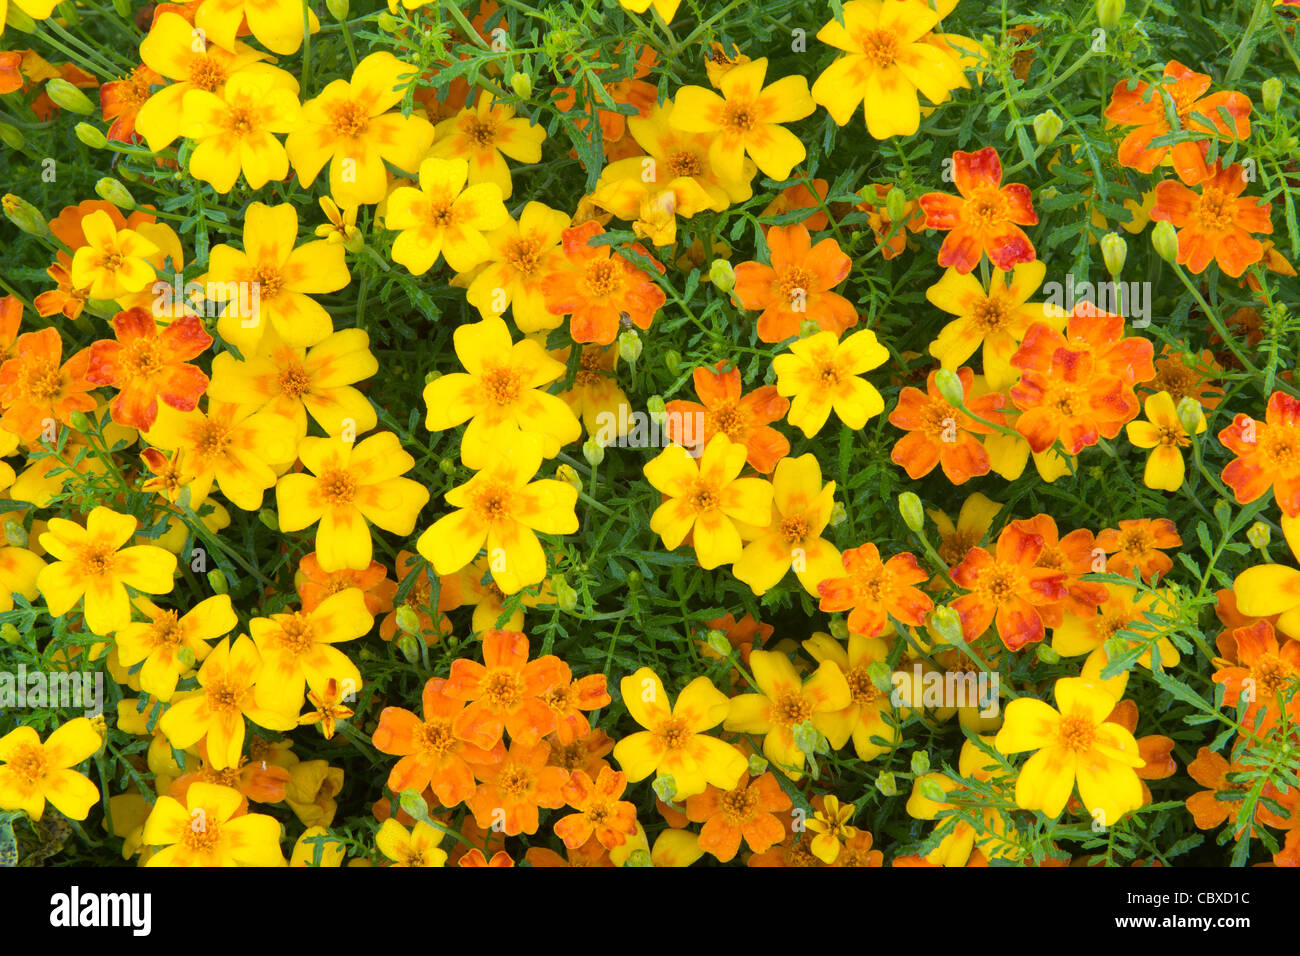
(36, 506, 177, 636)
(429, 92, 546, 199)
(1005, 514, 1107, 627)
(298, 677, 356, 741)
(1151, 163, 1272, 277)
(444, 629, 564, 749)
(386, 157, 509, 275)
(114, 594, 236, 701)
(0, 718, 101, 821)
(249, 589, 373, 713)
(802, 631, 901, 760)
(195, 0, 319, 55)
(670, 57, 814, 183)
(1009, 347, 1135, 455)
(994, 677, 1145, 825)
(554, 767, 639, 850)
(929, 492, 1002, 566)
(69, 209, 159, 300)
(684, 771, 790, 862)
(1125, 391, 1205, 491)
(733, 224, 856, 343)
(541, 661, 611, 745)
(1212, 619, 1300, 735)
(889, 366, 1006, 484)
(818, 543, 933, 638)
(87, 307, 212, 431)
(467, 739, 569, 836)
(460, 201, 571, 331)
(665, 360, 789, 474)
(1052, 584, 1181, 670)
(100, 64, 160, 144)
(733, 453, 841, 597)
(919, 147, 1037, 274)
(806, 794, 858, 863)
(1219, 391, 1300, 517)
(1181, 746, 1294, 833)
(949, 523, 1068, 651)
(0, 327, 96, 441)
(773, 328, 889, 438)
(143, 781, 285, 866)
(1095, 517, 1181, 581)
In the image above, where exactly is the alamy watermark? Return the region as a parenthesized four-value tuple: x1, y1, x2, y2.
(0, 665, 104, 718)
(1043, 272, 1150, 328)
(151, 276, 261, 326)
(890, 664, 1001, 718)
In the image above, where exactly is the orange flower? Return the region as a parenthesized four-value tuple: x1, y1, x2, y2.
(541, 220, 666, 345)
(1007, 514, 1107, 628)
(761, 179, 829, 231)
(1151, 163, 1272, 277)
(684, 771, 792, 862)
(553, 767, 639, 850)
(1009, 348, 1135, 455)
(1211, 620, 1300, 735)
(295, 552, 395, 616)
(888, 367, 1005, 484)
(466, 739, 568, 836)
(1145, 347, 1224, 410)
(442, 629, 565, 750)
(950, 524, 1068, 651)
(1219, 391, 1300, 517)
(817, 544, 933, 638)
(857, 183, 925, 259)
(732, 224, 856, 343)
(1184, 746, 1294, 833)
(552, 45, 659, 154)
(540, 661, 610, 744)
(664, 361, 790, 474)
(377, 550, 460, 643)
(100, 65, 161, 144)
(1012, 303, 1155, 387)
(919, 147, 1037, 274)
(1104, 61, 1251, 185)
(371, 677, 504, 808)
(1095, 518, 1181, 582)
(0, 328, 95, 441)
(86, 308, 212, 430)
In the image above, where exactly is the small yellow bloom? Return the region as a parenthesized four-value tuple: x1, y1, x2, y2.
(142, 781, 285, 866)
(1125, 390, 1205, 491)
(113, 594, 238, 701)
(429, 92, 547, 199)
(69, 210, 159, 301)
(806, 795, 858, 863)
(180, 68, 302, 194)
(249, 589, 374, 712)
(733, 453, 841, 596)
(385, 157, 510, 275)
(460, 201, 571, 331)
(773, 329, 889, 438)
(376, 818, 447, 867)
(0, 718, 101, 821)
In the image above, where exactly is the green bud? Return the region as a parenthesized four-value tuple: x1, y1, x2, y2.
(552, 574, 578, 613)
(1262, 77, 1283, 114)
(395, 604, 420, 635)
(793, 719, 827, 757)
(875, 771, 898, 796)
(618, 329, 642, 365)
(918, 776, 947, 803)
(933, 367, 966, 407)
(1096, 0, 1125, 31)
(708, 258, 736, 293)
(398, 789, 431, 823)
(0, 122, 24, 151)
(929, 605, 964, 645)
(1, 623, 21, 645)
(626, 570, 643, 589)
(705, 628, 731, 657)
(208, 569, 229, 594)
(75, 123, 108, 149)
(652, 774, 677, 803)
(424, 370, 442, 385)
(555, 463, 582, 494)
(624, 849, 653, 867)
(1100, 232, 1127, 277)
(259, 508, 279, 532)
(1033, 109, 1063, 146)
(95, 177, 135, 210)
(1103, 635, 1130, 665)
(68, 410, 91, 433)
(911, 750, 930, 776)
(828, 501, 848, 527)
(176, 646, 197, 670)
(885, 185, 907, 223)
(1246, 521, 1271, 549)
(1036, 643, 1061, 665)
(798, 319, 821, 338)
(376, 11, 401, 31)
(747, 753, 769, 776)
(396, 632, 421, 664)
(4, 520, 27, 548)
(1151, 220, 1179, 264)
(663, 349, 682, 374)
(646, 394, 667, 421)
(828, 616, 849, 641)
(582, 434, 605, 467)
(438, 457, 456, 475)
(898, 491, 925, 533)
(2, 194, 49, 237)
(325, 0, 348, 20)
(1176, 396, 1204, 435)
(867, 660, 894, 695)
(509, 71, 533, 99)
(46, 79, 95, 115)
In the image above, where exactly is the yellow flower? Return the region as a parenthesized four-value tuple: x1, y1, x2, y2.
(113, 595, 238, 701)
(1125, 390, 1205, 491)
(36, 506, 177, 636)
(1051, 585, 1182, 670)
(806, 794, 858, 863)
(142, 781, 285, 866)
(1232, 516, 1300, 639)
(376, 818, 447, 867)
(670, 58, 815, 183)
(315, 196, 361, 250)
(0, 543, 45, 614)
(644, 434, 774, 570)
(423, 315, 581, 469)
(203, 202, 351, 354)
(284, 759, 343, 828)
(249, 589, 374, 712)
(416, 432, 578, 595)
(459, 201, 571, 331)
(69, 210, 159, 301)
(179, 68, 302, 194)
(994, 676, 1145, 826)
(773, 329, 889, 438)
(927, 492, 1003, 566)
(812, 0, 969, 139)
(429, 91, 547, 199)
(386, 156, 510, 275)
(0, 718, 101, 821)
(553, 344, 633, 438)
(613, 668, 746, 798)
(1, 0, 60, 37)
(286, 52, 433, 206)
(723, 649, 851, 778)
(158, 635, 298, 769)
(275, 432, 430, 571)
(290, 825, 347, 866)
(617, 0, 681, 20)
(801, 631, 900, 760)
(194, 0, 320, 55)
(733, 453, 841, 596)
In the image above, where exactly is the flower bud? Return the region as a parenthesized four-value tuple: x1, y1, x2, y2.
(898, 491, 925, 532)
(2, 193, 49, 237)
(929, 606, 964, 645)
(1151, 219, 1179, 264)
(75, 122, 108, 149)
(705, 628, 731, 657)
(663, 349, 682, 373)
(1036, 643, 1061, 665)
(1033, 109, 1063, 146)
(885, 185, 907, 223)
(46, 78, 96, 115)
(208, 569, 229, 594)
(828, 501, 848, 527)
(68, 410, 91, 433)
(793, 719, 826, 757)
(176, 646, 197, 670)
(933, 367, 965, 407)
(4, 520, 27, 548)
(555, 463, 582, 494)
(624, 849, 653, 867)
(747, 753, 769, 776)
(911, 750, 930, 776)
(1262, 77, 1282, 114)
(875, 771, 898, 796)
(1096, 0, 1124, 30)
(509, 71, 532, 99)
(376, 11, 401, 31)
(1246, 521, 1271, 549)
(867, 660, 894, 694)
(396, 632, 421, 664)
(708, 258, 735, 293)
(395, 604, 420, 635)
(259, 508, 279, 532)
(1176, 396, 1204, 435)
(626, 570, 642, 589)
(618, 329, 642, 365)
(646, 394, 666, 422)
(551, 573, 578, 613)
(398, 789, 431, 823)
(1103, 635, 1130, 665)
(918, 776, 947, 803)
(582, 434, 605, 467)
(95, 177, 135, 210)
(0, 122, 24, 150)
(1, 624, 20, 645)
(652, 774, 676, 803)
(325, 0, 348, 20)
(1100, 232, 1127, 277)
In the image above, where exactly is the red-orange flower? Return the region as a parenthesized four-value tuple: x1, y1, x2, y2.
(1009, 347, 1135, 454)
(553, 767, 639, 850)
(1012, 303, 1155, 387)
(888, 367, 1005, 484)
(443, 629, 565, 750)
(1212, 620, 1300, 734)
(732, 224, 856, 343)
(101, 65, 162, 144)
(664, 361, 790, 474)
(378, 550, 461, 644)
(296, 553, 395, 616)
(919, 147, 1037, 274)
(86, 308, 212, 430)
(466, 739, 568, 836)
(1008, 514, 1108, 628)
(950, 524, 1068, 651)
(1219, 391, 1300, 517)
(817, 544, 934, 638)
(1095, 518, 1181, 582)
(685, 771, 791, 862)
(541, 220, 666, 345)
(0, 328, 96, 441)
(540, 660, 610, 744)
(1151, 163, 1272, 278)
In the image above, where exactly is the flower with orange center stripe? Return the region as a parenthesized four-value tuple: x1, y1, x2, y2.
(87, 307, 212, 431)
(1095, 517, 1182, 581)
(724, 649, 851, 778)
(994, 677, 1145, 825)
(68, 209, 159, 301)
(462, 201, 571, 332)
(805, 631, 904, 760)
(541, 661, 611, 744)
(613, 668, 746, 799)
(734, 453, 841, 597)
(466, 739, 568, 836)
(424, 315, 581, 469)
(275, 431, 430, 572)
(142, 781, 285, 866)
(733, 224, 857, 343)
(286, 51, 434, 206)
(919, 147, 1037, 273)
(36, 506, 177, 636)
(158, 635, 298, 770)
(248, 588, 373, 713)
(297, 552, 395, 616)
(1125, 391, 1206, 492)
(372, 676, 505, 808)
(1212, 620, 1300, 735)
(1006, 514, 1107, 628)
(1009, 347, 1135, 455)
(114, 594, 236, 702)
(444, 628, 565, 750)
(1219, 391, 1300, 517)
(194, 0, 320, 56)
(670, 57, 814, 183)
(889, 366, 1006, 484)
(818, 543, 932, 639)
(773, 328, 889, 438)
(554, 767, 639, 850)
(553, 343, 633, 438)
(541, 220, 667, 345)
(1015, 303, 1156, 388)
(1151, 163, 1273, 277)
(386, 156, 510, 275)
(430, 91, 546, 199)
(665, 360, 790, 474)
(417, 432, 578, 595)
(644, 433, 774, 571)
(684, 771, 791, 863)
(298, 677, 355, 742)
(0, 327, 96, 440)
(1051, 584, 1181, 670)
(0, 718, 101, 821)
(949, 523, 1068, 651)
(376, 818, 447, 867)
(806, 794, 859, 863)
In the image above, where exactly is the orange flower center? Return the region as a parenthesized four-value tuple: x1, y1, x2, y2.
(124, 337, 164, 380)
(319, 468, 357, 506)
(274, 613, 316, 657)
(206, 677, 247, 715)
(666, 149, 703, 178)
(583, 259, 624, 299)
(1057, 713, 1096, 753)
(199, 765, 242, 788)
(1195, 187, 1235, 232)
(481, 363, 523, 405)
(182, 816, 222, 853)
(482, 669, 523, 709)
(771, 690, 812, 726)
(1118, 528, 1153, 556)
(938, 529, 978, 566)
(972, 296, 1010, 332)
(858, 29, 900, 68)
(423, 197, 458, 229)
(497, 764, 533, 799)
(687, 480, 719, 514)
(844, 666, 881, 706)
(815, 359, 843, 389)
(193, 419, 231, 460)
(187, 57, 228, 93)
(720, 784, 759, 824)
(721, 100, 757, 133)
(76, 544, 117, 579)
(967, 187, 1008, 226)
(1260, 427, 1297, 469)
(1252, 653, 1294, 697)
(920, 399, 960, 438)
(278, 362, 311, 398)
(464, 115, 498, 148)
(979, 564, 1023, 605)
(777, 266, 813, 305)
(226, 106, 257, 136)
(471, 481, 513, 524)
(148, 610, 185, 648)
(656, 716, 690, 751)
(329, 99, 370, 139)
(1155, 423, 1188, 447)
(548, 740, 588, 773)
(709, 402, 748, 441)
(505, 236, 543, 276)
(415, 719, 456, 757)
(6, 743, 47, 788)
(779, 513, 810, 544)
(251, 264, 285, 301)
(25, 359, 65, 401)
(574, 347, 607, 387)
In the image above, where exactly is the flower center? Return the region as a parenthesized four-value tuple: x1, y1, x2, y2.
(251, 264, 284, 302)
(497, 764, 532, 799)
(1155, 423, 1188, 447)
(415, 719, 456, 757)
(226, 106, 257, 136)
(6, 743, 47, 789)
(278, 363, 311, 398)
(126, 338, 163, 379)
(1253, 653, 1294, 697)
(771, 690, 812, 726)
(972, 297, 1010, 332)
(656, 716, 690, 751)
(505, 236, 542, 276)
(688, 481, 719, 514)
(967, 187, 1007, 226)
(709, 403, 747, 441)
(981, 565, 1022, 604)
(319, 468, 357, 506)
(187, 57, 228, 93)
(666, 149, 703, 178)
(25, 360, 65, 401)
(471, 481, 513, 523)
(844, 666, 881, 706)
(182, 816, 221, 853)
(329, 100, 370, 139)
(1057, 713, 1096, 753)
(193, 420, 231, 461)
(76, 544, 116, 579)
(859, 29, 900, 68)
(583, 259, 624, 299)
(423, 197, 457, 229)
(1119, 529, 1153, 556)
(149, 610, 185, 649)
(483, 669, 522, 709)
(1195, 188, 1234, 232)
(274, 613, 316, 657)
(206, 677, 246, 715)
(777, 267, 813, 305)
(779, 514, 810, 545)
(464, 115, 498, 148)
(1261, 428, 1297, 468)
(720, 784, 759, 824)
(481, 364, 523, 405)
(721, 100, 757, 133)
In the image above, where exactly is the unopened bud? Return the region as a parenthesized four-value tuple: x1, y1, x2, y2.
(705, 628, 731, 656)
(918, 776, 947, 803)
(4, 520, 27, 548)
(828, 501, 847, 527)
(663, 349, 681, 374)
(555, 463, 582, 494)
(875, 771, 898, 796)
(828, 617, 849, 641)
(0, 122, 24, 150)
(933, 367, 966, 407)
(709, 258, 735, 293)
(898, 491, 925, 532)
(1103, 635, 1130, 665)
(793, 719, 826, 757)
(75, 123, 108, 149)
(646, 395, 666, 422)
(618, 329, 642, 365)
(438, 457, 456, 475)
(1262, 77, 1282, 114)
(509, 71, 532, 99)
(398, 789, 431, 823)
(325, 0, 348, 20)
(1033, 109, 1063, 146)
(208, 569, 229, 594)
(747, 753, 768, 776)
(885, 185, 907, 223)
(867, 660, 893, 694)
(911, 750, 930, 776)
(176, 646, 197, 670)
(2, 194, 49, 237)
(1151, 220, 1179, 264)
(1246, 521, 1271, 549)
(95, 177, 135, 210)
(582, 434, 605, 467)
(551, 574, 578, 613)
(798, 319, 821, 338)
(46, 78, 95, 115)
(1176, 396, 1204, 435)
(1036, 643, 1061, 665)
(396, 632, 421, 664)
(651, 774, 676, 803)
(1, 623, 20, 645)
(68, 410, 91, 432)
(1096, 0, 1125, 31)
(376, 11, 400, 31)
(395, 604, 420, 635)
(259, 508, 279, 532)
(1100, 232, 1127, 277)
(929, 605, 964, 645)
